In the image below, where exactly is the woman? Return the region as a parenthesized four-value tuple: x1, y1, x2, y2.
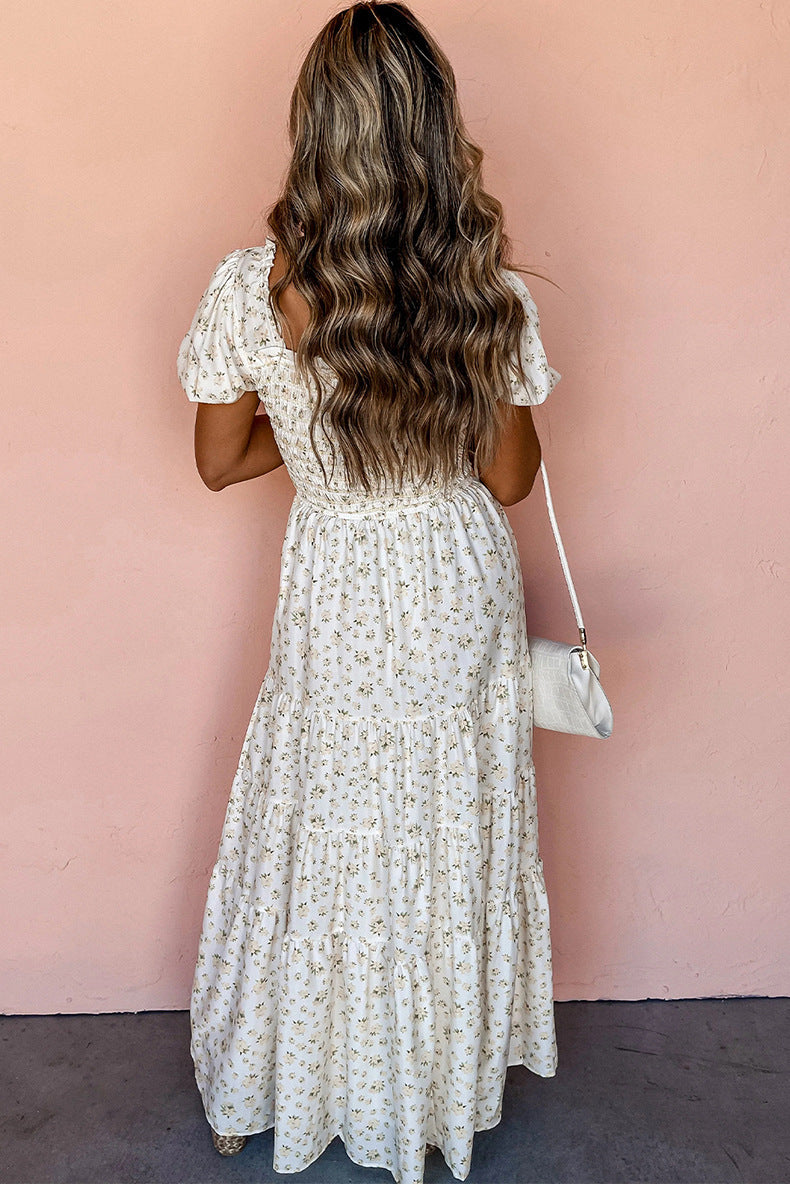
(176, 4, 560, 1182)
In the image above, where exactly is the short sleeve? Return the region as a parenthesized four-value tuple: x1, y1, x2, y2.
(176, 249, 256, 403)
(502, 269, 562, 406)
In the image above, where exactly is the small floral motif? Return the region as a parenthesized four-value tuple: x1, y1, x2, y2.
(178, 239, 561, 1184)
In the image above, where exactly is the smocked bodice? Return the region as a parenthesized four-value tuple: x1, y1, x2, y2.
(176, 237, 561, 511)
(256, 347, 476, 512)
(235, 240, 477, 511)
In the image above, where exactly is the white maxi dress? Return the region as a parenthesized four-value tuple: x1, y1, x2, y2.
(176, 237, 561, 1184)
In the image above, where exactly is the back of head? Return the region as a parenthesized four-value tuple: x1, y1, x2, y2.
(267, 1, 535, 494)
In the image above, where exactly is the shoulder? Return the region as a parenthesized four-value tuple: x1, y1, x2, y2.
(234, 242, 272, 282)
(232, 243, 275, 314)
(499, 269, 561, 405)
(205, 242, 271, 288)
(220, 243, 281, 354)
(500, 267, 540, 317)
(500, 267, 551, 342)
(207, 244, 268, 303)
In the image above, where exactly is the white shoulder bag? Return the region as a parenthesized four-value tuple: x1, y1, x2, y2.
(527, 460, 614, 738)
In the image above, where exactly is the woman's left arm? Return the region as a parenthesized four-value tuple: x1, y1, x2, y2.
(193, 391, 285, 491)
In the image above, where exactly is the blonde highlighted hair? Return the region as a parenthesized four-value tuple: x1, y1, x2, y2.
(267, 0, 546, 494)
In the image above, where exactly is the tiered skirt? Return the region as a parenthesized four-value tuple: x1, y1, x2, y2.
(190, 475, 557, 1184)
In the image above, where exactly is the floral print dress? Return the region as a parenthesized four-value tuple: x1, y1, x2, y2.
(176, 237, 561, 1184)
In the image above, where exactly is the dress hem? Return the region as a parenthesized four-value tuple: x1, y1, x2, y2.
(204, 1054, 556, 1183)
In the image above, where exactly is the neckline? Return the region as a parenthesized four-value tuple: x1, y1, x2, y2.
(262, 237, 334, 374)
(263, 236, 297, 358)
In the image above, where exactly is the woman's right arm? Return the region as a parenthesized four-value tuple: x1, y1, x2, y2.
(478, 403, 542, 507)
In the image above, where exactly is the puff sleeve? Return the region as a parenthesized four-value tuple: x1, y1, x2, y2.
(176, 249, 256, 403)
(502, 269, 561, 406)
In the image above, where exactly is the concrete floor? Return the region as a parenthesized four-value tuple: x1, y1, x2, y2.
(1, 998, 788, 1184)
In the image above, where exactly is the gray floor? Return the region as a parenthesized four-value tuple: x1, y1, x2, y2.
(1, 999, 788, 1184)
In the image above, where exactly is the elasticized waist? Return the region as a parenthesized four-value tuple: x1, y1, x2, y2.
(293, 475, 483, 517)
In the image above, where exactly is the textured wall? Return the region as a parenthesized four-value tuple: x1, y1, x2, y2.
(1, 0, 788, 1011)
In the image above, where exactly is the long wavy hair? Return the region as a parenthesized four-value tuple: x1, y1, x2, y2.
(266, 0, 548, 495)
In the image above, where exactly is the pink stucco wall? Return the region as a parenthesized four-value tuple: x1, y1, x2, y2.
(2, 1, 788, 1012)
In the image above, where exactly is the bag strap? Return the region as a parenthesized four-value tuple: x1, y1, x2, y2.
(537, 458, 590, 667)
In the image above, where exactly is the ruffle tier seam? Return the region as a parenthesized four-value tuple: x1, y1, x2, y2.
(208, 858, 548, 952)
(255, 669, 530, 728)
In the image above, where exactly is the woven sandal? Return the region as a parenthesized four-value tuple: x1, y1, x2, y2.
(211, 1128, 248, 1156)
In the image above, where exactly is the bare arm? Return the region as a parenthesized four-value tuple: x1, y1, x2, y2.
(193, 391, 285, 491)
(478, 402, 542, 507)
(192, 383, 538, 500)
